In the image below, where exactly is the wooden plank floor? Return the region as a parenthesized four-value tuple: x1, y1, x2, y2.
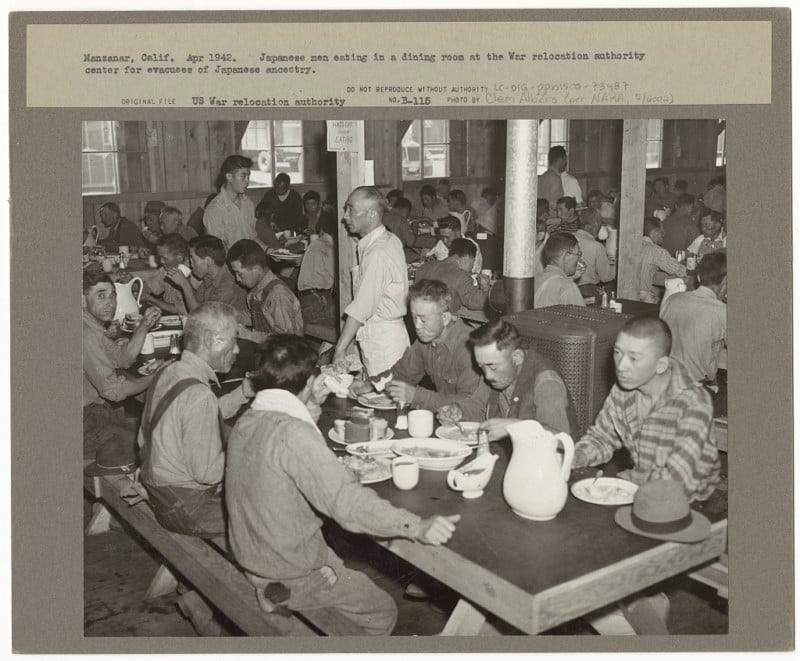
(84, 498, 727, 637)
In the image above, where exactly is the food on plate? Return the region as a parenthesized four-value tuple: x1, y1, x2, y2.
(340, 455, 390, 483)
(361, 393, 393, 408)
(573, 483, 634, 505)
(400, 446, 461, 459)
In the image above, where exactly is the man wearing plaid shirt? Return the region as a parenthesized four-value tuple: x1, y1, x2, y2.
(573, 316, 720, 502)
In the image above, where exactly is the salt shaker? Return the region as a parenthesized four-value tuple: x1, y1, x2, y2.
(395, 401, 408, 430)
(476, 429, 490, 456)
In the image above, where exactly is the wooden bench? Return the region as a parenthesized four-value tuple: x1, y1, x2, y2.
(84, 472, 367, 636)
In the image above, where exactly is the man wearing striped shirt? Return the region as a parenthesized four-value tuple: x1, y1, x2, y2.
(573, 316, 720, 502)
(637, 217, 687, 303)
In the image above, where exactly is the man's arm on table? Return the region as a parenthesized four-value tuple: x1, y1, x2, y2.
(573, 394, 624, 467)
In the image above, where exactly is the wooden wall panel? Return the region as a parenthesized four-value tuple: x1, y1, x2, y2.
(185, 121, 211, 192)
(162, 121, 189, 193)
(208, 121, 235, 191)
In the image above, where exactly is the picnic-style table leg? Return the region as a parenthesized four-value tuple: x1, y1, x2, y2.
(144, 564, 180, 601)
(85, 502, 112, 536)
(439, 598, 501, 636)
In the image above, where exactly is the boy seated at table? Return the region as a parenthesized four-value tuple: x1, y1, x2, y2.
(141, 233, 190, 316)
(225, 334, 460, 635)
(573, 316, 720, 502)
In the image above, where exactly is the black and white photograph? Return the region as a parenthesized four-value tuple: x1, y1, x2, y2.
(80, 116, 730, 638)
(9, 7, 792, 655)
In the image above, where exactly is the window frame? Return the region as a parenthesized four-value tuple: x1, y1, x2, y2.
(645, 119, 664, 170)
(536, 119, 569, 175)
(81, 120, 121, 195)
(401, 119, 453, 182)
(240, 119, 305, 187)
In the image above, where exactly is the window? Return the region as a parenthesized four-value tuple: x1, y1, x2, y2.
(646, 119, 663, 169)
(82, 121, 120, 194)
(401, 120, 450, 181)
(716, 126, 726, 167)
(536, 120, 569, 175)
(241, 120, 304, 186)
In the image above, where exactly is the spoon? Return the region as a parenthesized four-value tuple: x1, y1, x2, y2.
(591, 469, 604, 486)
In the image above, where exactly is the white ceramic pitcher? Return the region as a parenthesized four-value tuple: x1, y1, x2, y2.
(113, 277, 143, 323)
(503, 420, 575, 521)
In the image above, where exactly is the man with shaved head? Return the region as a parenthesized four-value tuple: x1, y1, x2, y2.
(573, 316, 720, 502)
(333, 186, 410, 378)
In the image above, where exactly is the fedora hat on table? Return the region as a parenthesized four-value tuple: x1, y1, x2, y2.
(614, 479, 711, 544)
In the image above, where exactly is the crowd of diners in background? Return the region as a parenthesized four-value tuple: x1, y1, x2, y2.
(83, 148, 726, 635)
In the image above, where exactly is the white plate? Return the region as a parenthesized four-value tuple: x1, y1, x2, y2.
(391, 438, 472, 471)
(344, 439, 396, 457)
(340, 456, 392, 485)
(356, 393, 395, 410)
(570, 477, 639, 506)
(435, 422, 481, 445)
(328, 427, 394, 446)
(137, 359, 161, 376)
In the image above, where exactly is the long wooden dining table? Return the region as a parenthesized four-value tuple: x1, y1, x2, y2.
(318, 396, 728, 636)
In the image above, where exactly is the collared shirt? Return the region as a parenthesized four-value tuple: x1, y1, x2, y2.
(662, 209, 700, 256)
(687, 230, 727, 259)
(415, 258, 487, 313)
(574, 229, 614, 285)
(203, 188, 257, 248)
(637, 237, 687, 300)
(457, 349, 576, 437)
(344, 225, 408, 325)
(426, 236, 483, 274)
(297, 234, 335, 291)
(138, 350, 248, 489)
(538, 168, 564, 209)
(178, 225, 199, 242)
(534, 265, 586, 308)
(147, 268, 189, 315)
(247, 270, 304, 336)
(391, 318, 483, 411)
(225, 389, 421, 580)
(660, 286, 727, 382)
(560, 171, 584, 205)
(195, 265, 250, 324)
(575, 358, 720, 502)
(83, 309, 136, 406)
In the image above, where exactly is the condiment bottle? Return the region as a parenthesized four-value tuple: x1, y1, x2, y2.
(686, 252, 697, 271)
(476, 429, 490, 456)
(395, 401, 408, 430)
(600, 290, 609, 309)
(169, 334, 181, 356)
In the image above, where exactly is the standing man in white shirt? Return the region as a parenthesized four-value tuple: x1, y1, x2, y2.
(204, 155, 258, 249)
(333, 187, 410, 378)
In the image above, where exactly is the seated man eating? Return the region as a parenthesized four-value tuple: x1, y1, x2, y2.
(225, 334, 460, 635)
(573, 316, 720, 501)
(438, 318, 578, 440)
(349, 279, 483, 411)
(83, 270, 161, 458)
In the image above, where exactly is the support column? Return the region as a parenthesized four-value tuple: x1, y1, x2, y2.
(502, 120, 539, 313)
(617, 119, 648, 300)
(334, 122, 366, 329)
